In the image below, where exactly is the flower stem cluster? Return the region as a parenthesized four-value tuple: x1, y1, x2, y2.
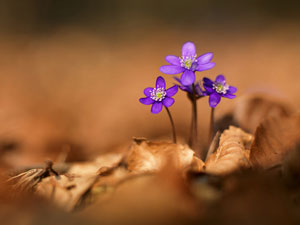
(139, 41, 237, 152)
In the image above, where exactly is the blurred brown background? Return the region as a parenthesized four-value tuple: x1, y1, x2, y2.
(0, 0, 299, 166)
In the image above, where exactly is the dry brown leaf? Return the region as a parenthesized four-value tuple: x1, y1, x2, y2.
(36, 174, 98, 211)
(90, 167, 131, 204)
(80, 170, 199, 225)
(205, 126, 253, 175)
(205, 131, 221, 161)
(126, 139, 205, 173)
(250, 114, 300, 169)
(93, 166, 129, 186)
(233, 94, 293, 133)
(68, 152, 123, 176)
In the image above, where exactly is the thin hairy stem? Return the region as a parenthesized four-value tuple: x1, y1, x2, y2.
(165, 107, 177, 144)
(189, 84, 198, 151)
(208, 107, 215, 144)
(188, 98, 194, 146)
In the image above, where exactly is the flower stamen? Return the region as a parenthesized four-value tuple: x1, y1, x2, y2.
(150, 87, 167, 101)
(180, 55, 197, 70)
(213, 83, 229, 94)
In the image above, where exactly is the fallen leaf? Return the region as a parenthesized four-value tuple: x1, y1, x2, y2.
(250, 114, 300, 169)
(233, 94, 293, 133)
(205, 131, 221, 161)
(80, 170, 199, 225)
(90, 166, 130, 204)
(36, 174, 98, 212)
(126, 139, 204, 173)
(205, 126, 253, 175)
(68, 152, 124, 176)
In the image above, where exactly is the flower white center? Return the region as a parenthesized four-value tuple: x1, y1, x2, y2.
(213, 82, 229, 94)
(150, 87, 167, 101)
(180, 55, 197, 69)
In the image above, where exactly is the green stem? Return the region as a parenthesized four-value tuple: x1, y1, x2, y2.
(165, 107, 177, 144)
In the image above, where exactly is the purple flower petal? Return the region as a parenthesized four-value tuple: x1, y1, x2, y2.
(143, 87, 153, 97)
(215, 75, 226, 84)
(139, 97, 154, 105)
(182, 42, 196, 57)
(181, 70, 195, 86)
(160, 65, 185, 74)
(163, 97, 175, 107)
(203, 86, 213, 94)
(196, 62, 216, 71)
(190, 62, 198, 71)
(203, 77, 214, 93)
(179, 86, 189, 92)
(156, 76, 165, 89)
(165, 55, 181, 66)
(195, 84, 206, 96)
(228, 86, 237, 94)
(166, 85, 178, 97)
(197, 52, 213, 64)
(209, 93, 221, 108)
(223, 93, 236, 99)
(151, 102, 163, 114)
(179, 85, 192, 93)
(173, 76, 182, 85)
(203, 77, 213, 87)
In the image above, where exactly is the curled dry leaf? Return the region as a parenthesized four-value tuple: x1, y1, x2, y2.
(233, 94, 293, 133)
(126, 139, 205, 173)
(36, 174, 98, 212)
(93, 166, 129, 188)
(250, 114, 300, 169)
(68, 152, 124, 176)
(40, 153, 125, 211)
(205, 131, 221, 161)
(205, 126, 253, 175)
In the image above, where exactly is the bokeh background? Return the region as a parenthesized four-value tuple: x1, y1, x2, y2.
(0, 0, 299, 166)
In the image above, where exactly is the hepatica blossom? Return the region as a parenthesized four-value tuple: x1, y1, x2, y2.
(139, 76, 178, 114)
(160, 42, 216, 86)
(203, 75, 237, 108)
(174, 77, 206, 99)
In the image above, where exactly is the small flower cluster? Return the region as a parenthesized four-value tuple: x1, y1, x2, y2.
(138, 41, 237, 145)
(140, 41, 237, 112)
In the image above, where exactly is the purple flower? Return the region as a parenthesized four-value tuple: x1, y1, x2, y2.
(160, 42, 216, 86)
(203, 75, 237, 108)
(174, 77, 206, 99)
(139, 76, 178, 114)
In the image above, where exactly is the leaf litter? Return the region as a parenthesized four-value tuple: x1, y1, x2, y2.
(2, 93, 300, 225)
